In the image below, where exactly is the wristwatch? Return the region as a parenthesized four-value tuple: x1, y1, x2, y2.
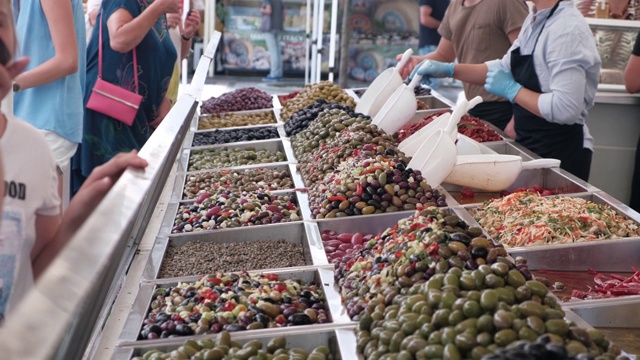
(12, 81, 20, 92)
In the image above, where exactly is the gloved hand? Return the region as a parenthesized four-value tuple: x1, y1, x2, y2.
(412, 60, 455, 78)
(484, 66, 522, 102)
(408, 60, 455, 86)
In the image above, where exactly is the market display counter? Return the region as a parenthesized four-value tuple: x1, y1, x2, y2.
(77, 68, 640, 358)
(8, 41, 638, 358)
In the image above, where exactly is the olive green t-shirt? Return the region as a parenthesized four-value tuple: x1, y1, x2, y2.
(439, 0, 529, 102)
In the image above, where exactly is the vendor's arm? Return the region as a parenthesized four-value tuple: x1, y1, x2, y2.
(535, 32, 597, 124)
(108, 0, 180, 53)
(624, 35, 640, 93)
(14, 0, 78, 90)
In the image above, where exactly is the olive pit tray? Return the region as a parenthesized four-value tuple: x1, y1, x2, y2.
(195, 108, 279, 131)
(170, 163, 300, 202)
(142, 221, 328, 281)
(112, 323, 353, 359)
(177, 139, 291, 174)
(117, 266, 351, 345)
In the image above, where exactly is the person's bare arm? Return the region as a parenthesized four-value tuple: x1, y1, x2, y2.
(512, 87, 543, 118)
(108, 0, 180, 53)
(32, 151, 148, 279)
(14, 0, 78, 90)
(89, 7, 99, 26)
(624, 54, 640, 93)
(453, 63, 490, 86)
(420, 5, 441, 29)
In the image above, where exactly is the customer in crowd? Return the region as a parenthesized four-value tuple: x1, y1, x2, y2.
(166, 7, 202, 105)
(410, 0, 601, 182)
(85, 0, 102, 43)
(261, 0, 284, 82)
(418, 0, 449, 56)
(13, 0, 86, 203)
(623, 34, 640, 212)
(0, 0, 147, 321)
(71, 0, 194, 194)
(399, 0, 529, 130)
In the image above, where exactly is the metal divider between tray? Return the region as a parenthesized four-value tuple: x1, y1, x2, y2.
(115, 325, 357, 359)
(142, 221, 329, 281)
(171, 163, 297, 202)
(196, 108, 277, 131)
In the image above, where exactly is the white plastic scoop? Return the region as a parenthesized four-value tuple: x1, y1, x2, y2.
(456, 134, 497, 155)
(399, 95, 483, 156)
(372, 60, 432, 135)
(407, 129, 457, 189)
(444, 154, 561, 191)
(356, 48, 413, 118)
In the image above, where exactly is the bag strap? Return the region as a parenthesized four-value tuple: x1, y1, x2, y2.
(98, 13, 139, 93)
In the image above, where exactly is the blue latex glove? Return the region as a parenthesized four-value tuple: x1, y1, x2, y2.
(409, 60, 455, 86)
(484, 66, 523, 102)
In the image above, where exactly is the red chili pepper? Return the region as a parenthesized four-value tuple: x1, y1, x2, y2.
(360, 166, 384, 176)
(275, 314, 286, 325)
(223, 301, 236, 311)
(328, 195, 347, 202)
(263, 273, 279, 281)
(356, 183, 363, 196)
(207, 277, 222, 286)
(427, 243, 439, 255)
(274, 284, 287, 293)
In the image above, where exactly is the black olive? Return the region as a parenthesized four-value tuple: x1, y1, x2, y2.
(255, 313, 270, 326)
(224, 324, 247, 332)
(524, 343, 548, 359)
(385, 148, 396, 156)
(450, 233, 471, 245)
(545, 344, 568, 360)
(175, 324, 194, 336)
(148, 324, 162, 335)
(471, 247, 489, 259)
(395, 163, 406, 171)
(288, 313, 312, 326)
(260, 296, 276, 304)
(156, 313, 170, 323)
(367, 199, 381, 208)
(301, 290, 313, 299)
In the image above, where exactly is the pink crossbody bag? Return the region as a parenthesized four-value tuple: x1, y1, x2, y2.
(86, 13, 143, 126)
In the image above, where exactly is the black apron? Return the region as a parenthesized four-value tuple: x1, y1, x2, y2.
(511, 0, 592, 181)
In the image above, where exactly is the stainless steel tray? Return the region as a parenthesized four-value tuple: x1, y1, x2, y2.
(461, 192, 640, 272)
(166, 189, 303, 236)
(113, 324, 351, 359)
(118, 266, 349, 344)
(171, 163, 296, 202)
(190, 125, 281, 148)
(196, 108, 278, 131)
(143, 222, 328, 280)
(416, 95, 452, 111)
(482, 141, 534, 159)
(442, 167, 591, 206)
(179, 139, 290, 174)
